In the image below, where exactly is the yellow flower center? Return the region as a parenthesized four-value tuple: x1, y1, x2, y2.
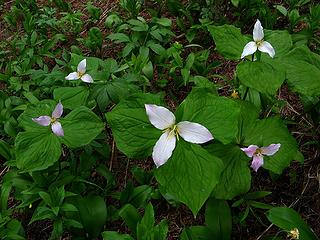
(77, 71, 85, 78)
(288, 228, 299, 240)
(165, 124, 180, 140)
(255, 40, 264, 46)
(254, 148, 262, 156)
(230, 90, 239, 99)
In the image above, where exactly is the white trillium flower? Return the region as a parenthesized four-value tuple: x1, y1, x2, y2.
(65, 59, 93, 83)
(241, 19, 275, 59)
(32, 102, 64, 137)
(240, 143, 281, 172)
(145, 104, 214, 167)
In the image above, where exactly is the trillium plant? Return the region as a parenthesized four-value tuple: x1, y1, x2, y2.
(241, 143, 281, 171)
(145, 104, 213, 167)
(32, 102, 65, 137)
(65, 59, 94, 83)
(241, 19, 275, 59)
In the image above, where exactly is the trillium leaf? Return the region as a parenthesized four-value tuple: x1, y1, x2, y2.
(206, 143, 251, 200)
(277, 46, 320, 97)
(208, 24, 250, 60)
(155, 141, 223, 216)
(18, 100, 56, 132)
(263, 30, 293, 59)
(266, 207, 318, 240)
(53, 86, 89, 110)
(236, 61, 285, 96)
(242, 117, 301, 174)
(61, 106, 104, 148)
(175, 88, 241, 144)
(15, 131, 61, 172)
(106, 93, 163, 158)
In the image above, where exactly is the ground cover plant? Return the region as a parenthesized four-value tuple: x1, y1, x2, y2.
(0, 0, 319, 239)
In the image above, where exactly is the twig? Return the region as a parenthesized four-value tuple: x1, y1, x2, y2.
(109, 140, 115, 171)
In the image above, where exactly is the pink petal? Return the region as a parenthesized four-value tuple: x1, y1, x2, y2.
(51, 122, 64, 137)
(251, 154, 264, 172)
(77, 59, 86, 74)
(65, 72, 79, 80)
(261, 143, 281, 156)
(240, 145, 259, 158)
(52, 102, 63, 119)
(32, 116, 51, 126)
(81, 73, 93, 83)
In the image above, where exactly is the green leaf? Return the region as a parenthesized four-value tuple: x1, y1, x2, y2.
(155, 141, 223, 216)
(106, 93, 163, 158)
(137, 203, 156, 240)
(61, 106, 104, 148)
(0, 139, 12, 160)
(180, 226, 213, 240)
(156, 18, 172, 27)
(206, 143, 251, 200)
(102, 231, 134, 240)
(267, 207, 318, 240)
(278, 46, 320, 97)
(108, 33, 131, 43)
(263, 30, 292, 59)
(53, 86, 89, 110)
(15, 131, 61, 172)
(119, 204, 142, 236)
(76, 196, 107, 238)
(208, 24, 249, 60)
(243, 117, 300, 174)
(176, 88, 241, 144)
(236, 61, 285, 95)
(205, 199, 232, 240)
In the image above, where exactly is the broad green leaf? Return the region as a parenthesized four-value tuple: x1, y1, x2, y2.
(176, 88, 241, 144)
(18, 100, 56, 132)
(205, 199, 232, 240)
(102, 231, 134, 240)
(137, 203, 156, 240)
(61, 106, 104, 148)
(236, 61, 285, 95)
(0, 139, 12, 160)
(119, 204, 142, 236)
(267, 207, 318, 240)
(242, 117, 300, 174)
(277, 46, 320, 97)
(208, 24, 249, 60)
(76, 196, 107, 238)
(15, 131, 61, 172)
(263, 30, 293, 59)
(106, 93, 163, 158)
(206, 143, 251, 199)
(180, 226, 213, 240)
(155, 140, 223, 216)
(53, 86, 89, 110)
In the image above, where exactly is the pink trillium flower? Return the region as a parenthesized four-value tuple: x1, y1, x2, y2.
(65, 59, 93, 83)
(241, 19, 275, 59)
(145, 104, 214, 167)
(32, 102, 64, 137)
(240, 143, 281, 172)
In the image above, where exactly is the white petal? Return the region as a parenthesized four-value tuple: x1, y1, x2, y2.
(258, 41, 275, 58)
(77, 59, 86, 74)
(177, 121, 213, 144)
(51, 122, 64, 137)
(241, 41, 257, 59)
(145, 104, 175, 130)
(253, 19, 264, 42)
(152, 131, 176, 167)
(261, 143, 281, 156)
(32, 116, 51, 126)
(52, 102, 63, 119)
(81, 73, 93, 83)
(65, 72, 79, 80)
(240, 145, 259, 158)
(251, 155, 264, 172)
